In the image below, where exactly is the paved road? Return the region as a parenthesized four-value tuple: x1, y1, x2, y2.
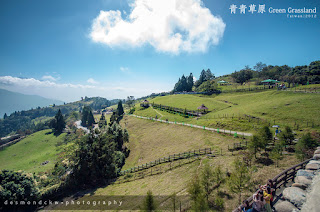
(127, 114, 253, 137)
(74, 120, 90, 134)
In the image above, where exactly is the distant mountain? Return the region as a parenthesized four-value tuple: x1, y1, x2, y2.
(0, 88, 63, 118)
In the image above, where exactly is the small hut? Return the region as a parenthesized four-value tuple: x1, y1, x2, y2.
(198, 104, 208, 114)
(140, 99, 150, 108)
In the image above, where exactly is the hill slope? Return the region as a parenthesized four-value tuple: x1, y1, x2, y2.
(0, 88, 63, 117)
(0, 129, 66, 173)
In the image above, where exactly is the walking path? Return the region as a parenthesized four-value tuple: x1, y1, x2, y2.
(127, 114, 253, 137)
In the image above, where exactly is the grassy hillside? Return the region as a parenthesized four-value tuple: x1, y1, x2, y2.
(55, 115, 300, 211)
(0, 129, 66, 173)
(134, 90, 320, 134)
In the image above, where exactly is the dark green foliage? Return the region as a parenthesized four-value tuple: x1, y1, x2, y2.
(81, 106, 95, 127)
(107, 122, 129, 152)
(3, 113, 7, 119)
(231, 67, 253, 85)
(109, 111, 120, 125)
(98, 113, 107, 128)
(279, 126, 295, 146)
(194, 69, 215, 87)
(187, 174, 208, 211)
(295, 133, 319, 160)
(195, 80, 218, 93)
(0, 170, 40, 210)
(258, 126, 272, 151)
(72, 132, 117, 186)
(142, 190, 157, 212)
(51, 109, 66, 134)
(227, 159, 251, 204)
(201, 163, 214, 202)
(248, 135, 263, 158)
(117, 101, 124, 117)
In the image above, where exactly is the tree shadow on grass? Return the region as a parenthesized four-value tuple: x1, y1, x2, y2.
(255, 157, 274, 166)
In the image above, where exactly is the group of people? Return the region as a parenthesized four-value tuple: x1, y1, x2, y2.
(239, 179, 276, 212)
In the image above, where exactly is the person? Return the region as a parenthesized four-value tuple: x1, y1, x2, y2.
(239, 200, 253, 212)
(252, 190, 265, 212)
(263, 187, 273, 212)
(275, 128, 279, 137)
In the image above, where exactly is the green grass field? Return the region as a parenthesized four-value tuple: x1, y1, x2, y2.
(134, 90, 320, 134)
(55, 115, 300, 211)
(0, 129, 66, 173)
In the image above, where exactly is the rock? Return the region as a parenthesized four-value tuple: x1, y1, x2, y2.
(306, 163, 320, 170)
(313, 154, 320, 160)
(292, 183, 308, 190)
(308, 160, 320, 165)
(295, 176, 312, 186)
(314, 149, 320, 154)
(275, 200, 298, 212)
(283, 187, 306, 207)
(296, 170, 314, 179)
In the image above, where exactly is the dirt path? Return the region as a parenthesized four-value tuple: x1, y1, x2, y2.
(151, 105, 164, 118)
(128, 114, 253, 137)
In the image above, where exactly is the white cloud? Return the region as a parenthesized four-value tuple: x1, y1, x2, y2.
(120, 66, 130, 73)
(90, 0, 225, 54)
(87, 78, 99, 84)
(42, 75, 59, 81)
(0, 76, 170, 102)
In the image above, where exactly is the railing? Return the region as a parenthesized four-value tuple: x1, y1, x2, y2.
(151, 103, 205, 117)
(234, 158, 312, 212)
(119, 148, 213, 176)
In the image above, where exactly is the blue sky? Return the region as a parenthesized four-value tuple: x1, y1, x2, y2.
(0, 0, 319, 102)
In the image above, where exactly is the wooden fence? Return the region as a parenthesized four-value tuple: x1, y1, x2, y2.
(234, 158, 311, 211)
(151, 103, 205, 117)
(228, 140, 248, 151)
(119, 148, 213, 176)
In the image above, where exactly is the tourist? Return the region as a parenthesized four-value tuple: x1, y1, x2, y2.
(263, 187, 272, 212)
(266, 179, 276, 207)
(252, 190, 265, 212)
(240, 200, 253, 212)
(275, 128, 279, 137)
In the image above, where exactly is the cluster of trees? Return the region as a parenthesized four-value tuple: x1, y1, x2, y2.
(81, 106, 95, 128)
(172, 69, 217, 93)
(109, 101, 124, 125)
(231, 60, 320, 86)
(49, 109, 66, 135)
(173, 73, 194, 92)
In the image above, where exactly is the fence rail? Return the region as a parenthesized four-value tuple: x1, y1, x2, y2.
(234, 158, 311, 211)
(119, 148, 213, 176)
(151, 103, 205, 117)
(228, 140, 248, 151)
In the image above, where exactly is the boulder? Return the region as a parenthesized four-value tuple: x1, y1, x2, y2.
(292, 183, 307, 190)
(313, 154, 320, 160)
(283, 187, 306, 207)
(296, 169, 314, 179)
(308, 160, 320, 165)
(314, 149, 320, 154)
(306, 163, 320, 170)
(275, 200, 298, 212)
(294, 176, 312, 186)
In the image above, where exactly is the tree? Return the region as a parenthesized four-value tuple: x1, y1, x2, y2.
(71, 131, 119, 185)
(52, 109, 65, 134)
(98, 113, 107, 128)
(117, 101, 124, 117)
(212, 165, 225, 188)
(142, 190, 157, 212)
(3, 113, 7, 119)
(248, 135, 263, 158)
(231, 68, 253, 85)
(81, 106, 95, 127)
(0, 170, 40, 210)
(258, 126, 272, 152)
(126, 96, 135, 108)
(195, 80, 218, 93)
(295, 133, 319, 160)
(279, 126, 295, 146)
(253, 62, 267, 72)
(271, 142, 284, 167)
(201, 163, 214, 202)
(228, 159, 251, 204)
(187, 174, 208, 211)
(187, 73, 194, 91)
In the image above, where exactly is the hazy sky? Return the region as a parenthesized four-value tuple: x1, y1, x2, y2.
(0, 0, 319, 102)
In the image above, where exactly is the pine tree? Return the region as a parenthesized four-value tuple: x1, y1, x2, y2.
(87, 110, 95, 127)
(143, 190, 157, 211)
(187, 73, 194, 91)
(53, 109, 65, 134)
(3, 113, 7, 119)
(117, 101, 124, 117)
